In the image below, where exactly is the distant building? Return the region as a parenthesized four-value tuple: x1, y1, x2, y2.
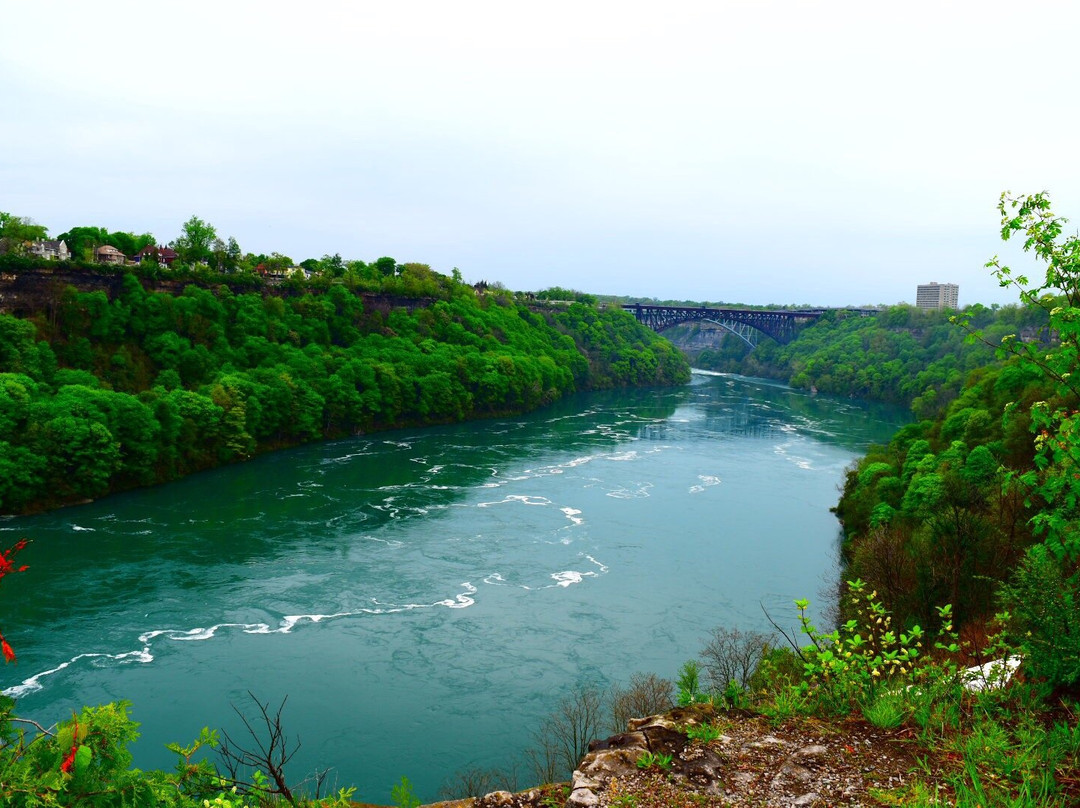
(28, 239, 71, 261)
(916, 282, 959, 310)
(134, 245, 178, 266)
(93, 245, 127, 265)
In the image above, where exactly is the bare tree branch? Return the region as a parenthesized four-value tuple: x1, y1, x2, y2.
(218, 692, 300, 805)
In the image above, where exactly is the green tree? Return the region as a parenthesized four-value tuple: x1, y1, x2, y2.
(172, 215, 218, 265)
(958, 192, 1080, 686)
(55, 225, 111, 260)
(0, 211, 48, 255)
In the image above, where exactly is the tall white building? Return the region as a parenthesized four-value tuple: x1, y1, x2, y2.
(916, 282, 959, 310)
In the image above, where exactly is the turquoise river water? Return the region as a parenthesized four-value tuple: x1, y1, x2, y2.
(1, 373, 906, 803)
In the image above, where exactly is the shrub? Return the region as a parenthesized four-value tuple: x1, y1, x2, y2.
(608, 672, 674, 733)
(999, 545, 1080, 690)
(699, 626, 770, 694)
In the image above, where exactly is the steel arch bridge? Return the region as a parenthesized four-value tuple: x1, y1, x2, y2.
(622, 304, 830, 347)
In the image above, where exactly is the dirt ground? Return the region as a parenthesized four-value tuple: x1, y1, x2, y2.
(420, 706, 958, 808)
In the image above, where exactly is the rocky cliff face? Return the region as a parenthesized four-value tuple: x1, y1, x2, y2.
(0, 266, 126, 314)
(0, 266, 433, 318)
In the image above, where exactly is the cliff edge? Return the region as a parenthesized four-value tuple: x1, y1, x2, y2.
(416, 703, 949, 808)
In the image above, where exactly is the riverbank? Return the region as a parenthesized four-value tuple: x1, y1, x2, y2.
(0, 269, 688, 515)
(3, 375, 904, 803)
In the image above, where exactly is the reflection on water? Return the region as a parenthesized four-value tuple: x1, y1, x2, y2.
(1, 374, 905, 803)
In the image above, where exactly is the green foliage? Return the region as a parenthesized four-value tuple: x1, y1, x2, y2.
(55, 226, 156, 261)
(860, 691, 908, 729)
(675, 659, 703, 706)
(683, 722, 723, 743)
(533, 286, 598, 304)
(390, 775, 421, 808)
(634, 751, 673, 772)
(0, 212, 49, 256)
(0, 698, 226, 807)
(792, 581, 951, 717)
(831, 193, 1080, 686)
(173, 216, 218, 265)
(753, 588, 1080, 804)
(999, 545, 1080, 689)
(689, 301, 1045, 415)
(0, 271, 687, 513)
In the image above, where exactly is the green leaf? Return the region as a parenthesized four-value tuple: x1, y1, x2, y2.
(74, 744, 92, 775)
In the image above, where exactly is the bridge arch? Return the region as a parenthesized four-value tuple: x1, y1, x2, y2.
(622, 304, 826, 346)
(699, 318, 760, 349)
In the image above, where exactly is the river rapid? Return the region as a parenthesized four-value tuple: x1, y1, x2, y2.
(2, 373, 906, 803)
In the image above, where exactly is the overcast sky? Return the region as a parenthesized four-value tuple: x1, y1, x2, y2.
(3, 1, 1078, 307)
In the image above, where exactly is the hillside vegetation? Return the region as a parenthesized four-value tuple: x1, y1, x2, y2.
(684, 302, 1048, 417)
(4, 196, 1080, 807)
(0, 264, 687, 514)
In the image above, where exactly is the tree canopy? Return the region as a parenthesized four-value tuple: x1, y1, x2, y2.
(0, 211, 48, 256)
(0, 269, 688, 514)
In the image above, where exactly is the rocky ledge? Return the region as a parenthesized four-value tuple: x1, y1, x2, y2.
(421, 703, 948, 808)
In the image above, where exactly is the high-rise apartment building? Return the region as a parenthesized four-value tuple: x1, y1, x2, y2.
(916, 282, 959, 310)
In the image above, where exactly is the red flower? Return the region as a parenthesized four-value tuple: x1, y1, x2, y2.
(0, 540, 28, 663)
(0, 540, 28, 578)
(60, 718, 79, 773)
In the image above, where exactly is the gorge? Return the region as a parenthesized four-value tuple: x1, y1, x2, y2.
(2, 373, 906, 803)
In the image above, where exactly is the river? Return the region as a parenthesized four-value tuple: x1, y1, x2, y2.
(1, 372, 906, 803)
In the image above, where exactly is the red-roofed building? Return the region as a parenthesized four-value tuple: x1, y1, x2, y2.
(134, 245, 178, 266)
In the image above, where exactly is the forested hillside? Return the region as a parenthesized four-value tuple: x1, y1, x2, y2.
(0, 266, 688, 514)
(684, 302, 1048, 417)
(827, 194, 1080, 698)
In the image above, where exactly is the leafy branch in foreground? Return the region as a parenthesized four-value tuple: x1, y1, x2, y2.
(944, 192, 1080, 687)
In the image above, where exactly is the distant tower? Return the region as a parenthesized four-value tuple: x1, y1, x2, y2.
(916, 282, 959, 310)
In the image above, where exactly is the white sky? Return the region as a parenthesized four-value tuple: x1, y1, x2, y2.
(3, 1, 1079, 306)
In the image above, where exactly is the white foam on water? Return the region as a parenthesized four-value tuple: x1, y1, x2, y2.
(548, 555, 609, 587)
(3, 582, 479, 699)
(560, 507, 583, 525)
(584, 555, 609, 573)
(774, 441, 815, 470)
(551, 571, 586, 587)
(605, 482, 653, 499)
(480, 555, 607, 592)
(561, 455, 596, 468)
(477, 495, 552, 508)
(320, 448, 376, 464)
(689, 475, 721, 494)
(4, 648, 155, 699)
(71, 525, 95, 532)
(436, 582, 477, 608)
